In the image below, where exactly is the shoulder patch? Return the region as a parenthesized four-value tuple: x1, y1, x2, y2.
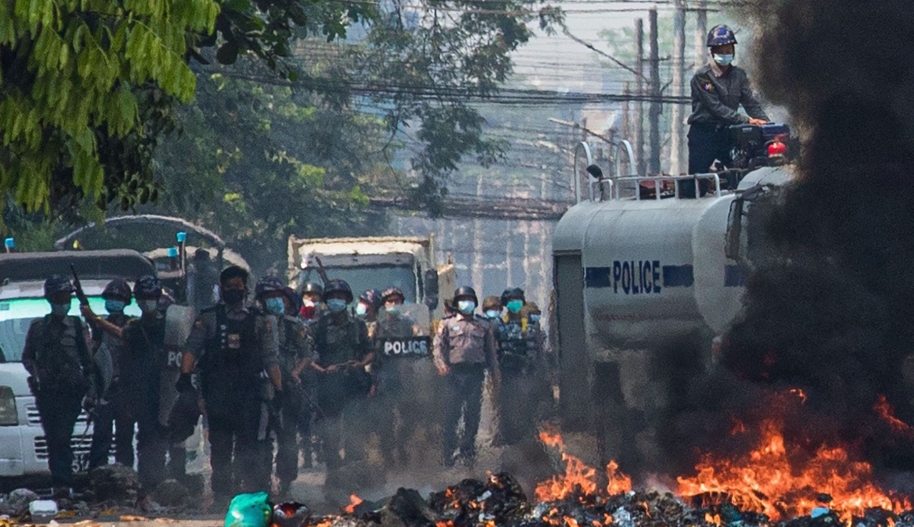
(697, 75, 715, 93)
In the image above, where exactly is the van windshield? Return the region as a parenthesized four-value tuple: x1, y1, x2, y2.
(0, 297, 141, 362)
(298, 265, 417, 303)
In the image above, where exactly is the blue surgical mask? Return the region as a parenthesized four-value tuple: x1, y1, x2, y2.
(506, 300, 524, 314)
(265, 297, 285, 316)
(385, 305, 402, 315)
(355, 303, 368, 317)
(529, 314, 541, 324)
(105, 300, 126, 313)
(139, 299, 159, 314)
(485, 309, 501, 319)
(50, 303, 71, 317)
(457, 300, 476, 315)
(326, 299, 348, 314)
(713, 54, 734, 66)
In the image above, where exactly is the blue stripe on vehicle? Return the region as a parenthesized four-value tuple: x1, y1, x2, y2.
(584, 267, 612, 288)
(661, 265, 693, 288)
(725, 265, 747, 287)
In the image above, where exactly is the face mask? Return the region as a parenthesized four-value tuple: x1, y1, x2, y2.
(139, 299, 159, 314)
(457, 300, 476, 315)
(355, 303, 368, 317)
(105, 300, 126, 313)
(303, 299, 315, 308)
(326, 299, 348, 313)
(385, 305, 401, 315)
(529, 314, 541, 324)
(222, 288, 245, 305)
(485, 310, 500, 319)
(506, 300, 524, 314)
(264, 297, 285, 316)
(713, 54, 734, 66)
(50, 303, 71, 317)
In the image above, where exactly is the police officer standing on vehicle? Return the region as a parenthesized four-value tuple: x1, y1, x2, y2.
(311, 279, 372, 470)
(433, 287, 498, 467)
(83, 276, 172, 498)
(254, 277, 314, 497)
(22, 276, 96, 495)
(178, 266, 282, 506)
(685, 24, 769, 197)
(494, 288, 547, 447)
(88, 279, 135, 470)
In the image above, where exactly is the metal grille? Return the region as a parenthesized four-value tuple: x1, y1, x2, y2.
(34, 435, 93, 461)
(25, 405, 90, 427)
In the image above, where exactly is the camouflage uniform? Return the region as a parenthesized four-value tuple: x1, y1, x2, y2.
(22, 315, 95, 487)
(494, 314, 547, 446)
(274, 313, 314, 486)
(312, 313, 371, 469)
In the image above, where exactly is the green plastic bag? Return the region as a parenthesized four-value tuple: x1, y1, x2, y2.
(224, 492, 272, 527)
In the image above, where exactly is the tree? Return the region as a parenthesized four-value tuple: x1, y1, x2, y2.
(0, 0, 219, 214)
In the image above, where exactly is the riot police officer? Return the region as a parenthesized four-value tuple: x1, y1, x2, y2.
(433, 286, 498, 467)
(482, 296, 502, 325)
(686, 24, 769, 197)
(255, 277, 314, 497)
(88, 279, 135, 470)
(178, 266, 282, 505)
(311, 279, 372, 470)
(22, 276, 95, 494)
(83, 276, 172, 495)
(494, 288, 547, 447)
(373, 287, 423, 469)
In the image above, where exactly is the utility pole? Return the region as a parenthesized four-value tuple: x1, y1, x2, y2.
(622, 82, 631, 143)
(635, 18, 645, 175)
(670, 0, 686, 174)
(695, 0, 708, 68)
(648, 8, 661, 175)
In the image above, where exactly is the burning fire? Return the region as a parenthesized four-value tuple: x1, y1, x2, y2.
(535, 431, 632, 502)
(344, 494, 364, 514)
(676, 419, 911, 522)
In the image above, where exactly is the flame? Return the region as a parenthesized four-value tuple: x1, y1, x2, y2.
(676, 419, 912, 522)
(874, 395, 911, 433)
(536, 431, 631, 501)
(344, 494, 363, 514)
(704, 513, 722, 525)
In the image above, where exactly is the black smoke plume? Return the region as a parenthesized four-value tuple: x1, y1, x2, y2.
(658, 0, 914, 476)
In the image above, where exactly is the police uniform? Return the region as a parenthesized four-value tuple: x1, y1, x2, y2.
(22, 313, 95, 487)
(432, 311, 497, 465)
(274, 313, 314, 487)
(88, 311, 134, 470)
(184, 303, 279, 498)
(686, 25, 769, 197)
(494, 314, 546, 446)
(312, 312, 371, 469)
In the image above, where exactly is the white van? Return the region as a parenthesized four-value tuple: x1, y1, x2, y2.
(0, 250, 155, 478)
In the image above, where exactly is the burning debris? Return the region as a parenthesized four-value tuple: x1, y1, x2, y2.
(271, 431, 914, 527)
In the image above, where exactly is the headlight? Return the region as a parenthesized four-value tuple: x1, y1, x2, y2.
(0, 386, 18, 426)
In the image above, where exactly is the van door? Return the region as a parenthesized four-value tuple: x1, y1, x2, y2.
(554, 253, 589, 431)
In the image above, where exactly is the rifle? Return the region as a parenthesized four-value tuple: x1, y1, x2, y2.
(69, 264, 89, 307)
(313, 256, 331, 287)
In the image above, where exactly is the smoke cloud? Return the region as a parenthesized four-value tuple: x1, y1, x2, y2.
(657, 0, 914, 476)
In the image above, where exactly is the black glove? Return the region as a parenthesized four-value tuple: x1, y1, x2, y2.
(176, 373, 194, 393)
(26, 376, 40, 394)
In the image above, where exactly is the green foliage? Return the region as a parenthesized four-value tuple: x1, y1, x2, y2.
(0, 0, 218, 213)
(150, 63, 391, 271)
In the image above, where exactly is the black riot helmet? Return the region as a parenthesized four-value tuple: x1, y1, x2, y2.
(133, 275, 164, 300)
(500, 287, 525, 307)
(299, 281, 323, 297)
(453, 286, 478, 305)
(324, 279, 353, 303)
(359, 289, 384, 312)
(255, 276, 286, 299)
(381, 287, 405, 304)
(102, 278, 132, 301)
(44, 275, 75, 298)
(220, 265, 249, 286)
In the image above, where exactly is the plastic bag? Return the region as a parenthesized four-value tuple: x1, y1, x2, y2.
(224, 492, 272, 527)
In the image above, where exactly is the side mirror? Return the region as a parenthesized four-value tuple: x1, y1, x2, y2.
(424, 269, 439, 310)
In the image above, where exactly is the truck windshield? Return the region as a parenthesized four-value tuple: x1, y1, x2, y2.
(0, 297, 141, 362)
(300, 265, 417, 303)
